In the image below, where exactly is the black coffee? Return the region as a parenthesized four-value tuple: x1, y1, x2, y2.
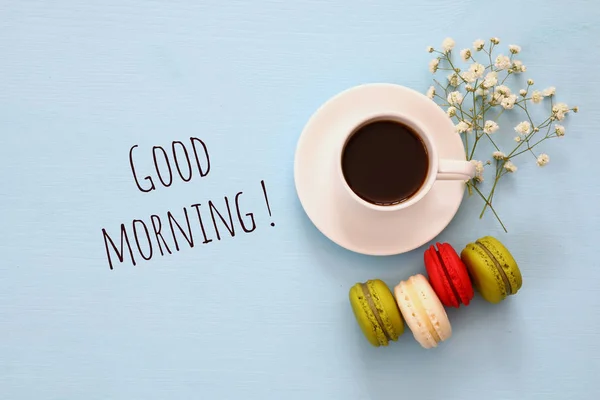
(341, 120, 429, 205)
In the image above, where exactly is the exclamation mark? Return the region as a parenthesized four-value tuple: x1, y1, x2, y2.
(261, 180, 275, 227)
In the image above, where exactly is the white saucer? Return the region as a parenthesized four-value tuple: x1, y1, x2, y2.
(293, 83, 467, 256)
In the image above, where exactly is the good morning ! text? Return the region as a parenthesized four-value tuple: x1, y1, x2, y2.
(99, 137, 274, 269)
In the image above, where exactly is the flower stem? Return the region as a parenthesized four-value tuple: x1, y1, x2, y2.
(479, 163, 502, 216)
(470, 182, 508, 232)
(511, 125, 553, 157)
(484, 133, 501, 151)
(494, 108, 505, 122)
(469, 134, 480, 160)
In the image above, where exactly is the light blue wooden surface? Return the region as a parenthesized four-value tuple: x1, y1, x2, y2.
(1, 1, 599, 399)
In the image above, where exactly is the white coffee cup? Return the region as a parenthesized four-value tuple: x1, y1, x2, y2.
(336, 110, 475, 212)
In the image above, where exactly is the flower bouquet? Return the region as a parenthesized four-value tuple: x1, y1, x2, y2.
(425, 37, 577, 231)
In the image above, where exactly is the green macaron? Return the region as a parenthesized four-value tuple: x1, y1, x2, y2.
(460, 236, 523, 304)
(349, 279, 404, 346)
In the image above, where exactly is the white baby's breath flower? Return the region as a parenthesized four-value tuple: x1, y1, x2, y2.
(447, 73, 460, 87)
(536, 153, 550, 167)
(469, 63, 485, 78)
(573, 106, 579, 113)
(512, 60, 526, 73)
(504, 161, 517, 173)
(471, 160, 485, 174)
(460, 71, 476, 83)
(495, 54, 511, 70)
(509, 44, 521, 54)
(460, 48, 472, 61)
(429, 58, 440, 73)
(514, 121, 532, 135)
(519, 89, 527, 96)
(514, 136, 521, 142)
(465, 84, 475, 92)
(473, 39, 485, 51)
(484, 120, 499, 134)
(542, 86, 556, 96)
(492, 151, 506, 160)
(427, 46, 434, 53)
(426, 86, 436, 99)
(446, 106, 457, 117)
(475, 87, 489, 98)
(447, 91, 464, 105)
(501, 94, 517, 109)
(491, 91, 504, 105)
(495, 85, 511, 96)
(555, 124, 565, 137)
(455, 120, 472, 133)
(552, 102, 569, 120)
(491, 37, 500, 45)
(470, 160, 485, 182)
(482, 71, 498, 88)
(531, 90, 544, 104)
(527, 79, 534, 86)
(442, 37, 455, 52)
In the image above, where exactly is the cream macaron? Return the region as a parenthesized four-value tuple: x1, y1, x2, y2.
(394, 274, 452, 349)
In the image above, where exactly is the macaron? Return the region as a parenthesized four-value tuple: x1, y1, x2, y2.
(424, 242, 474, 308)
(349, 279, 405, 347)
(460, 236, 523, 304)
(394, 274, 451, 349)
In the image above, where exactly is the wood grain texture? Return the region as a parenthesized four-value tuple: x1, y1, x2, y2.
(1, 0, 599, 398)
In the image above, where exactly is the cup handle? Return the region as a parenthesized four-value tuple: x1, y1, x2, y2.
(436, 159, 476, 181)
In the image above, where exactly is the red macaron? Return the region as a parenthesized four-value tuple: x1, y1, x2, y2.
(424, 242, 474, 308)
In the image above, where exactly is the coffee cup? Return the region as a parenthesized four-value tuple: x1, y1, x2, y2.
(337, 110, 475, 212)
